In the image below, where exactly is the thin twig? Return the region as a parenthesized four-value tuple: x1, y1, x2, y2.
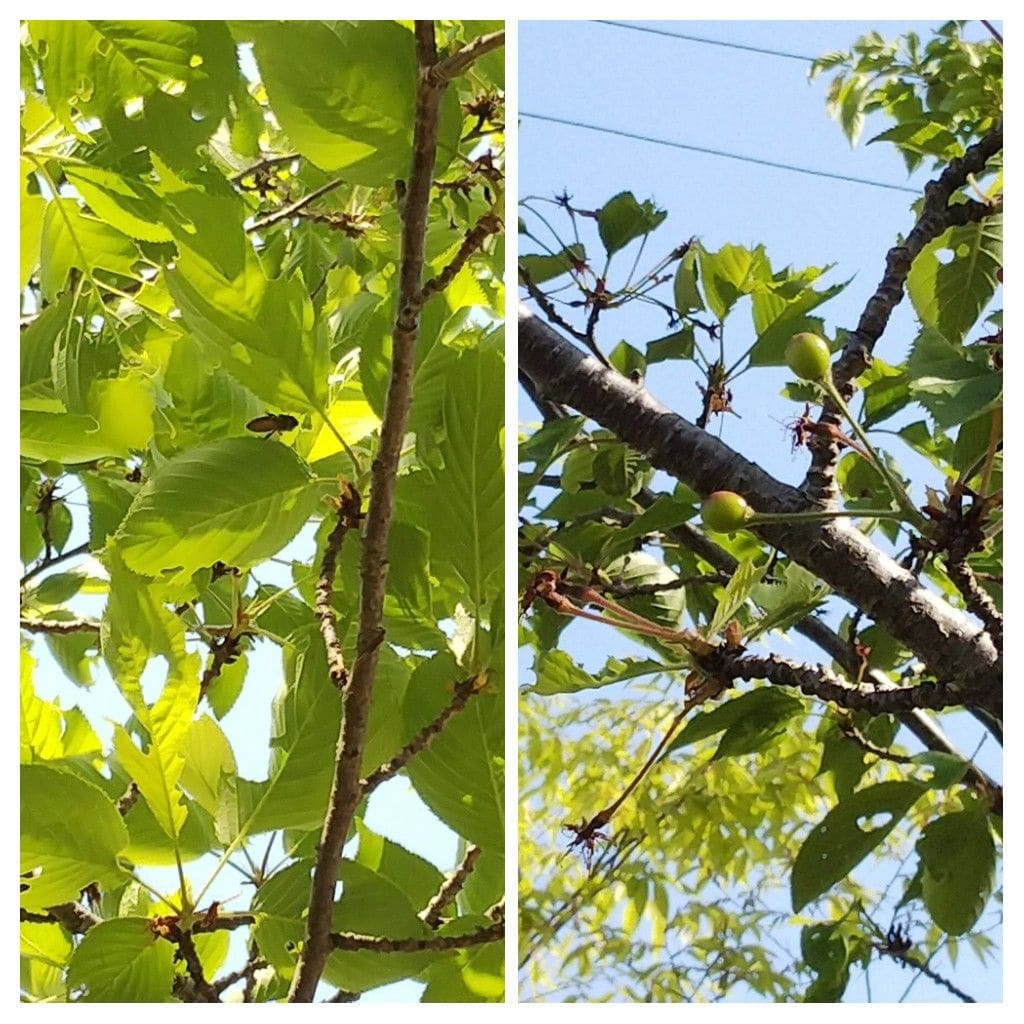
(421, 845, 481, 928)
(325, 988, 362, 1002)
(21, 903, 100, 934)
(518, 262, 604, 359)
(212, 952, 267, 997)
(230, 152, 300, 185)
(19, 616, 99, 634)
(314, 486, 362, 690)
(330, 920, 503, 952)
(246, 178, 344, 233)
(20, 542, 90, 586)
(837, 720, 915, 765)
(360, 676, 484, 797)
(980, 20, 1002, 44)
(879, 945, 976, 1003)
(286, 21, 448, 1003)
(944, 554, 1002, 648)
(420, 211, 502, 304)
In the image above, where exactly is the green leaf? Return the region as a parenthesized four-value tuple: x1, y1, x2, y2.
(707, 558, 765, 638)
(354, 821, 445, 911)
(696, 242, 770, 322)
(164, 191, 329, 417)
(800, 922, 851, 1002)
(29, 20, 237, 138)
(906, 328, 1001, 428)
(666, 687, 801, 758)
(404, 343, 503, 610)
(67, 918, 175, 1002)
(748, 562, 829, 639)
(791, 781, 926, 912)
(519, 245, 586, 285)
(608, 341, 646, 379)
(252, 21, 461, 185)
(403, 655, 503, 850)
(65, 166, 174, 243)
(597, 192, 667, 256)
(603, 552, 685, 630)
(112, 651, 199, 840)
(325, 860, 436, 993)
(910, 751, 969, 790)
(21, 764, 130, 911)
(179, 715, 237, 819)
(673, 248, 703, 315)
(646, 327, 695, 365)
(229, 637, 340, 835)
(112, 437, 318, 578)
(908, 215, 1002, 345)
(916, 810, 995, 934)
(713, 689, 803, 760)
(39, 199, 140, 301)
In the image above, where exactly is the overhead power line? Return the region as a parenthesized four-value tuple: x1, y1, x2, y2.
(520, 111, 921, 195)
(595, 20, 817, 62)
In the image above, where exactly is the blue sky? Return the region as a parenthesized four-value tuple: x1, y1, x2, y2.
(519, 19, 1001, 1003)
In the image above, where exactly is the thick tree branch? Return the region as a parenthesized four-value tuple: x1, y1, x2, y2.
(420, 845, 481, 928)
(287, 22, 448, 1003)
(360, 676, 484, 798)
(330, 920, 503, 953)
(712, 651, 968, 714)
(518, 306, 1001, 714)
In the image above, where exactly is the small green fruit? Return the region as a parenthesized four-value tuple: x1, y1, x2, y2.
(786, 332, 832, 381)
(701, 491, 751, 533)
(40, 460, 63, 478)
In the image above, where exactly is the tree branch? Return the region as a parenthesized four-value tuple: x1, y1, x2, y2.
(314, 486, 362, 690)
(803, 127, 1003, 501)
(420, 211, 503, 304)
(944, 552, 1002, 649)
(246, 178, 344, 233)
(711, 650, 968, 714)
(330, 920, 502, 953)
(174, 929, 220, 1002)
(19, 616, 99, 634)
(21, 902, 100, 934)
(287, 21, 448, 1003)
(360, 676, 484, 798)
(230, 152, 300, 186)
(518, 305, 1001, 712)
(420, 845, 481, 928)
(20, 542, 91, 585)
(429, 30, 505, 84)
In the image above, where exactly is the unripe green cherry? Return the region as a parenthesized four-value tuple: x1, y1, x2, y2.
(786, 332, 832, 381)
(701, 491, 752, 533)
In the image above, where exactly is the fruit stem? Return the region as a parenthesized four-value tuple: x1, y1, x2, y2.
(818, 378, 928, 531)
(747, 508, 903, 526)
